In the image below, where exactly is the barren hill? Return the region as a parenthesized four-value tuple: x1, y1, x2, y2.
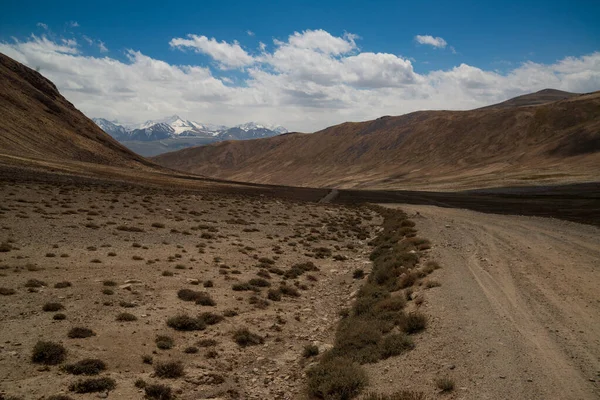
(0, 53, 152, 169)
(153, 90, 600, 190)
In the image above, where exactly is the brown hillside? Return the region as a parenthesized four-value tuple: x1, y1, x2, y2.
(478, 88, 579, 109)
(0, 53, 153, 168)
(153, 91, 600, 190)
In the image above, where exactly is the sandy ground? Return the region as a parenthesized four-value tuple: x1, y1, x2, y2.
(372, 204, 600, 400)
(0, 181, 380, 399)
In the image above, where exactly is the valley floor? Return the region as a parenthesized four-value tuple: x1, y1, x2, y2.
(378, 204, 600, 399)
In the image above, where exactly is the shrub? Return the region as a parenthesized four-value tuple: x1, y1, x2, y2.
(31, 341, 67, 365)
(54, 281, 72, 288)
(435, 377, 455, 392)
(116, 225, 144, 232)
(333, 319, 382, 364)
(154, 361, 185, 379)
(196, 292, 216, 306)
(142, 355, 153, 364)
(24, 279, 46, 288)
(0, 241, 12, 252)
(198, 312, 224, 325)
(68, 327, 95, 339)
(145, 383, 173, 400)
(162, 271, 174, 277)
(119, 301, 136, 308)
(47, 395, 75, 400)
(155, 335, 175, 349)
(233, 328, 264, 347)
(306, 357, 367, 399)
(63, 358, 106, 375)
(279, 284, 300, 297)
(167, 314, 205, 331)
(43, 302, 64, 312)
(151, 222, 165, 228)
(103, 280, 117, 286)
(0, 287, 16, 295)
(375, 296, 406, 312)
(203, 280, 214, 288)
(116, 312, 137, 322)
(363, 391, 427, 400)
(249, 278, 270, 287)
(135, 378, 146, 388)
(53, 313, 67, 320)
(197, 339, 217, 347)
(177, 288, 200, 301)
(379, 334, 414, 359)
(69, 377, 116, 393)
(232, 282, 256, 291)
(102, 289, 114, 295)
(184, 346, 198, 354)
(267, 288, 281, 301)
(303, 344, 319, 358)
(352, 269, 365, 279)
(402, 312, 427, 334)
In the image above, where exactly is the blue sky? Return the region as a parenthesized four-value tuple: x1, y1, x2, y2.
(1, 0, 599, 130)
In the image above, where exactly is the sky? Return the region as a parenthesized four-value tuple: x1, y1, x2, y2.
(1, 0, 599, 131)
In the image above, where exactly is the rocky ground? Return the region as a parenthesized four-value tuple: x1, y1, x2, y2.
(0, 181, 381, 399)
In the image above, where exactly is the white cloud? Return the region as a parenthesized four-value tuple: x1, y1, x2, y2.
(1, 30, 599, 132)
(69, 21, 79, 28)
(37, 22, 48, 30)
(169, 35, 254, 69)
(247, 30, 254, 36)
(98, 41, 108, 53)
(82, 35, 93, 45)
(415, 35, 447, 48)
(259, 41, 266, 51)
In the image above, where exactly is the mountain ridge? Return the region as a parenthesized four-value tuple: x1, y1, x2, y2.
(153, 89, 600, 190)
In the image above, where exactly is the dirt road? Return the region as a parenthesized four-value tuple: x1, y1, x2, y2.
(379, 204, 599, 399)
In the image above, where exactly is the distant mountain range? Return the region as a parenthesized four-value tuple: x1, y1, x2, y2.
(93, 116, 287, 142)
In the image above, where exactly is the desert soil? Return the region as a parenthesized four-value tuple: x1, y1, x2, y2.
(0, 181, 380, 399)
(371, 204, 600, 400)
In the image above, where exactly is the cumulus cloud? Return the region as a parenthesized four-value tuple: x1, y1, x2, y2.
(169, 35, 254, 69)
(1, 30, 599, 132)
(246, 30, 254, 36)
(415, 35, 447, 48)
(69, 21, 79, 28)
(37, 22, 48, 30)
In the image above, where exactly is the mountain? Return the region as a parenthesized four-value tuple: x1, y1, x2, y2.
(91, 116, 286, 155)
(479, 89, 579, 109)
(152, 90, 600, 190)
(0, 53, 152, 168)
(217, 123, 288, 141)
(92, 118, 130, 140)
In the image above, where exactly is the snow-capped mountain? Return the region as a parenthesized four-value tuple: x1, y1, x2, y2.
(130, 115, 226, 137)
(92, 116, 287, 147)
(92, 118, 130, 140)
(235, 122, 288, 134)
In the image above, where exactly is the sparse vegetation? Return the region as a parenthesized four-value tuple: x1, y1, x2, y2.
(43, 302, 64, 312)
(62, 358, 106, 375)
(31, 341, 67, 365)
(307, 358, 368, 400)
(156, 335, 175, 349)
(233, 328, 264, 347)
(69, 377, 116, 393)
(166, 314, 206, 331)
(68, 327, 96, 339)
(116, 312, 137, 321)
(154, 360, 185, 379)
(436, 377, 455, 392)
(303, 344, 319, 358)
(145, 383, 174, 400)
